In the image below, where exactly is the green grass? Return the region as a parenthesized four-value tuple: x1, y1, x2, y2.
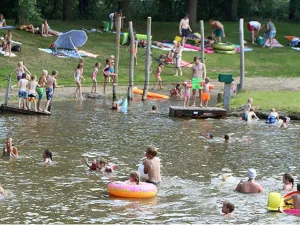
(230, 91, 300, 114)
(0, 20, 300, 87)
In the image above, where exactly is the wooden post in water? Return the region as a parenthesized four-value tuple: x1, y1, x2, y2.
(4, 75, 11, 106)
(200, 20, 205, 64)
(239, 18, 245, 92)
(142, 17, 152, 101)
(223, 83, 231, 110)
(113, 15, 122, 101)
(128, 21, 135, 101)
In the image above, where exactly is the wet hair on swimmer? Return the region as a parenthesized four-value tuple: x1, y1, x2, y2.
(283, 173, 294, 188)
(22, 73, 27, 79)
(146, 146, 158, 157)
(44, 149, 53, 161)
(152, 105, 157, 111)
(129, 171, 140, 185)
(224, 202, 235, 213)
(224, 134, 229, 140)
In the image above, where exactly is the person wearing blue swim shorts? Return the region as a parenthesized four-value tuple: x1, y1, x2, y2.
(263, 19, 276, 49)
(210, 19, 225, 42)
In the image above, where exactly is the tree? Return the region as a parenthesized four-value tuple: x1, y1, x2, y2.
(187, 0, 197, 29)
(79, 0, 89, 19)
(62, 0, 73, 20)
(15, 0, 42, 25)
(289, 0, 296, 21)
(119, 0, 131, 22)
(230, 0, 238, 21)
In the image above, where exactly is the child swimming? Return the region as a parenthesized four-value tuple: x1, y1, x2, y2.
(2, 138, 18, 158)
(43, 149, 53, 164)
(125, 171, 140, 185)
(284, 183, 300, 209)
(224, 134, 229, 142)
(242, 98, 253, 121)
(222, 201, 235, 216)
(84, 157, 115, 172)
(281, 117, 290, 128)
(283, 173, 294, 191)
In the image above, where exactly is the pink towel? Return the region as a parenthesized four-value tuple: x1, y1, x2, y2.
(264, 39, 284, 47)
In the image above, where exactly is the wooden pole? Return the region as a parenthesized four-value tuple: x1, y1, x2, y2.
(4, 75, 11, 106)
(200, 20, 205, 64)
(239, 18, 245, 91)
(142, 17, 152, 101)
(128, 21, 135, 100)
(223, 83, 231, 110)
(113, 15, 122, 101)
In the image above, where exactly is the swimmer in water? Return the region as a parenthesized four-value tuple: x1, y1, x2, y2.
(284, 184, 300, 209)
(112, 101, 121, 110)
(205, 133, 214, 139)
(283, 173, 294, 191)
(224, 134, 229, 142)
(281, 117, 290, 128)
(125, 171, 140, 185)
(2, 138, 18, 158)
(235, 168, 264, 193)
(43, 149, 53, 164)
(222, 201, 235, 216)
(242, 98, 253, 122)
(150, 105, 157, 113)
(84, 157, 115, 172)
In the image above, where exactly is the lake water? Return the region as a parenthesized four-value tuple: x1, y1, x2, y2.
(0, 98, 300, 224)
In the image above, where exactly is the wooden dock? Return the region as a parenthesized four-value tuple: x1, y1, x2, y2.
(0, 105, 51, 116)
(169, 106, 227, 119)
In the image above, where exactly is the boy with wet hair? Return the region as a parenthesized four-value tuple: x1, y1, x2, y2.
(224, 134, 229, 142)
(143, 146, 161, 185)
(222, 201, 235, 216)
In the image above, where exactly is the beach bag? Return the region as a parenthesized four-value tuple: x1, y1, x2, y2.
(11, 45, 21, 52)
(256, 36, 264, 46)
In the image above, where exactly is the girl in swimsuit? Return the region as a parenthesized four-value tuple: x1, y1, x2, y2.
(91, 62, 100, 93)
(102, 59, 110, 95)
(5, 30, 12, 57)
(127, 35, 138, 66)
(153, 63, 164, 90)
(74, 64, 85, 99)
(14, 61, 31, 81)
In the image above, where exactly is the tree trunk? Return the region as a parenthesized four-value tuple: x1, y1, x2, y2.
(62, 0, 73, 21)
(119, 0, 131, 22)
(79, 0, 89, 19)
(159, 0, 173, 21)
(230, 0, 238, 21)
(289, 0, 296, 21)
(187, 0, 197, 29)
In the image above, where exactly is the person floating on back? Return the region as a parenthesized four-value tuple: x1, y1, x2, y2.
(284, 184, 300, 209)
(143, 146, 161, 186)
(235, 168, 263, 193)
(43, 149, 53, 164)
(222, 201, 235, 216)
(282, 173, 294, 191)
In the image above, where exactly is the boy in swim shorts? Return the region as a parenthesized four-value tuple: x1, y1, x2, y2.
(44, 70, 63, 113)
(210, 19, 225, 42)
(28, 75, 39, 111)
(17, 73, 28, 109)
(143, 146, 161, 186)
(201, 77, 211, 108)
(37, 70, 48, 111)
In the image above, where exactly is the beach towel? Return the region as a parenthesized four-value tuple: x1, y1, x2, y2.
(152, 43, 197, 52)
(0, 50, 17, 57)
(38, 48, 98, 58)
(292, 47, 300, 51)
(284, 36, 295, 41)
(0, 26, 15, 30)
(264, 39, 284, 47)
(154, 57, 193, 68)
(0, 37, 22, 45)
(235, 45, 253, 52)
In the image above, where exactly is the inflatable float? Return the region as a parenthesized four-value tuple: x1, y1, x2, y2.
(133, 87, 169, 100)
(184, 44, 214, 54)
(214, 49, 236, 54)
(108, 181, 157, 198)
(213, 43, 235, 51)
(121, 33, 152, 45)
(267, 191, 300, 214)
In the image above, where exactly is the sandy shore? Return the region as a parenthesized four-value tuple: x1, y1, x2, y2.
(1, 77, 299, 102)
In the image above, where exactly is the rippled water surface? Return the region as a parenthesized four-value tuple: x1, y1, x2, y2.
(1, 98, 300, 224)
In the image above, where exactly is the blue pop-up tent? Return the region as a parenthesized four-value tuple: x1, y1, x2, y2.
(54, 30, 88, 58)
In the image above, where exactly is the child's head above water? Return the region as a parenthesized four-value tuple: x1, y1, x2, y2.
(43, 149, 53, 161)
(224, 134, 229, 141)
(283, 173, 294, 187)
(129, 171, 140, 185)
(152, 105, 157, 111)
(222, 201, 235, 214)
(146, 146, 158, 158)
(206, 133, 213, 139)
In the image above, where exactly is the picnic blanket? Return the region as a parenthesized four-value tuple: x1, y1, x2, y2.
(151, 43, 198, 52)
(38, 48, 98, 58)
(0, 37, 22, 45)
(0, 50, 17, 57)
(0, 26, 15, 30)
(264, 39, 284, 47)
(235, 45, 253, 52)
(292, 47, 300, 51)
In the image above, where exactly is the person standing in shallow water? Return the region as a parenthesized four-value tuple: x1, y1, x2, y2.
(235, 168, 263, 193)
(2, 138, 18, 158)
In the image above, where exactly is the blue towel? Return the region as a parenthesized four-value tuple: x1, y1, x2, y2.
(0, 26, 15, 30)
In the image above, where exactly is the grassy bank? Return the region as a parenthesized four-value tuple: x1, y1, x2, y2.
(0, 20, 300, 88)
(230, 91, 300, 114)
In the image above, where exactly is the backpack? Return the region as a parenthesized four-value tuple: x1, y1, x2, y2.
(11, 45, 21, 52)
(256, 36, 264, 46)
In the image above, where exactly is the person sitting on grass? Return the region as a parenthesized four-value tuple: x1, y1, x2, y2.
(205, 36, 215, 47)
(25, 24, 39, 34)
(41, 20, 49, 36)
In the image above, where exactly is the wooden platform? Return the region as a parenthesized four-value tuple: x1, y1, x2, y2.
(169, 106, 227, 119)
(0, 105, 51, 116)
